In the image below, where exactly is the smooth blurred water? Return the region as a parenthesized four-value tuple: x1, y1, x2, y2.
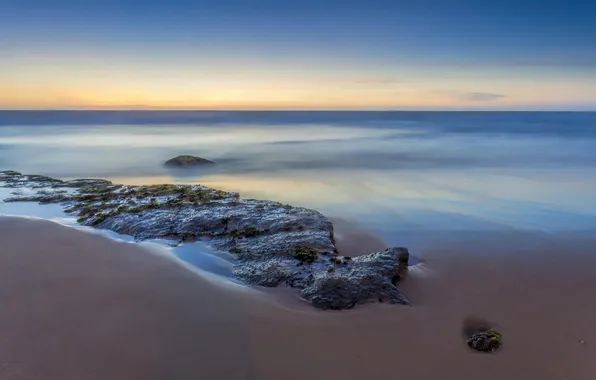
(1, 111, 595, 252)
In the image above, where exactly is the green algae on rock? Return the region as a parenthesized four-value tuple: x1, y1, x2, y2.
(463, 317, 503, 353)
(293, 246, 318, 264)
(467, 328, 502, 353)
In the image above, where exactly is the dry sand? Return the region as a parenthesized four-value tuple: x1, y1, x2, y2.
(0, 216, 595, 380)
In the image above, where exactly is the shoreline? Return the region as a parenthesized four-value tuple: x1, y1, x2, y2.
(1, 216, 595, 379)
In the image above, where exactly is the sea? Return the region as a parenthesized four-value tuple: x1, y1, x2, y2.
(1, 111, 595, 260)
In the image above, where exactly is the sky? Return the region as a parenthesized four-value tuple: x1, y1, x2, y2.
(1, 0, 596, 110)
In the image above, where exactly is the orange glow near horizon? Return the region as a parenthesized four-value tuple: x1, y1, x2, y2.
(3, 81, 596, 110)
(2, 58, 596, 110)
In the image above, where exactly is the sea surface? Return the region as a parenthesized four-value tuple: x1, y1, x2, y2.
(1, 111, 595, 256)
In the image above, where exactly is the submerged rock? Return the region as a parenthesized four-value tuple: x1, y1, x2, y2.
(1, 171, 411, 310)
(164, 155, 215, 167)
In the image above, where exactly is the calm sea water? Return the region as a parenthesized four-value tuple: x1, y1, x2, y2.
(1, 111, 595, 253)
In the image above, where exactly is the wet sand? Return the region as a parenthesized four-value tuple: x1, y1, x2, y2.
(1, 217, 595, 380)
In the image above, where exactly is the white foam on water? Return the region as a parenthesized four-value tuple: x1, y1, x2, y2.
(407, 263, 434, 279)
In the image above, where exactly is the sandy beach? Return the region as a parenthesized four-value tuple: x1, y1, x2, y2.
(0, 216, 595, 380)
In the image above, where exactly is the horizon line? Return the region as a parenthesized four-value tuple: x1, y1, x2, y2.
(0, 109, 594, 113)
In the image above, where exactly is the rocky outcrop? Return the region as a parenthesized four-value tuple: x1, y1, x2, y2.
(0, 170, 411, 310)
(164, 155, 215, 167)
(300, 248, 411, 309)
(0, 170, 111, 189)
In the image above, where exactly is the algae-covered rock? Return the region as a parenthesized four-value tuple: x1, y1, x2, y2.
(164, 155, 215, 167)
(463, 318, 502, 353)
(467, 328, 502, 352)
(1, 171, 412, 310)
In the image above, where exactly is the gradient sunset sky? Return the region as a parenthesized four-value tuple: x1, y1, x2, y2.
(2, 0, 595, 110)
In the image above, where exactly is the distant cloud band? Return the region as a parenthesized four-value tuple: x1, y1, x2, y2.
(433, 91, 506, 102)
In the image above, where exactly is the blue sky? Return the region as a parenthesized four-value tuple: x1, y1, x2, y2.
(1, 0, 595, 109)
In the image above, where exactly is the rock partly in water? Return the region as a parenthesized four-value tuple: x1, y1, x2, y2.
(164, 155, 215, 167)
(0, 170, 111, 190)
(300, 248, 411, 309)
(0, 170, 22, 179)
(1, 171, 411, 310)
